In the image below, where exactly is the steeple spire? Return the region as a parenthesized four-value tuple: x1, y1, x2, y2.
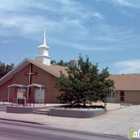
(35, 29, 51, 65)
(42, 28, 46, 46)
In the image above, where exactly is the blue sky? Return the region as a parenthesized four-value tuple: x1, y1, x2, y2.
(0, 0, 140, 74)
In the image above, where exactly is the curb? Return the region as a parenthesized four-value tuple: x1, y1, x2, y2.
(0, 118, 43, 125)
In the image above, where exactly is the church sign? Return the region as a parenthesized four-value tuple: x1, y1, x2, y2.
(17, 92, 24, 98)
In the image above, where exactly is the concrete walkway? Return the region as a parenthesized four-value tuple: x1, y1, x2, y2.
(0, 103, 139, 138)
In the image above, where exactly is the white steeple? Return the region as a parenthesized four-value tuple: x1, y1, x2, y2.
(42, 28, 46, 46)
(35, 29, 51, 65)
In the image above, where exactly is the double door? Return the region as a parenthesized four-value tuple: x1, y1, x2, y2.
(34, 89, 45, 103)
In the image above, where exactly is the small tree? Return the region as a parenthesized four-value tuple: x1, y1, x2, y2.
(0, 62, 14, 79)
(55, 55, 114, 106)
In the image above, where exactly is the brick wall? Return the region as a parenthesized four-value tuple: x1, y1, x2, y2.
(0, 63, 62, 103)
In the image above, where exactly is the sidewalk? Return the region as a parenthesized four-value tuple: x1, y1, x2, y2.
(0, 103, 140, 137)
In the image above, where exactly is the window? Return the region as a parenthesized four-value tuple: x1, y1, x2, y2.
(120, 91, 124, 101)
(108, 92, 114, 98)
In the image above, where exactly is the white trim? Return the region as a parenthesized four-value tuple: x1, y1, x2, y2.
(8, 84, 27, 88)
(35, 55, 50, 58)
(38, 45, 49, 49)
(39, 87, 41, 104)
(27, 83, 45, 88)
(8, 87, 10, 102)
(115, 89, 140, 91)
(0, 58, 30, 86)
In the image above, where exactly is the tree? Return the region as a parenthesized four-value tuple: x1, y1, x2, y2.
(0, 62, 14, 79)
(55, 55, 114, 106)
(50, 60, 56, 65)
(51, 59, 70, 67)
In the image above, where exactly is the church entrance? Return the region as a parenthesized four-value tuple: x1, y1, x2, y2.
(27, 83, 46, 104)
(35, 89, 45, 103)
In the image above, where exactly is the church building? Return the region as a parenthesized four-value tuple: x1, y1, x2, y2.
(0, 30, 67, 103)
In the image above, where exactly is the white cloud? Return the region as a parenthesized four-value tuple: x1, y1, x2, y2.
(0, 0, 103, 39)
(71, 44, 117, 51)
(91, 24, 134, 44)
(80, 11, 104, 20)
(115, 59, 140, 74)
(62, 17, 88, 34)
(116, 0, 132, 7)
(93, 13, 104, 19)
(49, 37, 120, 51)
(0, 13, 63, 35)
(110, 0, 140, 8)
(0, 0, 137, 52)
(0, 40, 11, 44)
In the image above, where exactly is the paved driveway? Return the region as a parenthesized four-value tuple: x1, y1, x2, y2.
(77, 104, 140, 136)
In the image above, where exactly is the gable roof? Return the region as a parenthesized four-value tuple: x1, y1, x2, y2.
(0, 58, 68, 86)
(30, 59, 68, 77)
(109, 74, 140, 90)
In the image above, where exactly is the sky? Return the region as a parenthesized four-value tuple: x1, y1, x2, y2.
(0, 0, 140, 74)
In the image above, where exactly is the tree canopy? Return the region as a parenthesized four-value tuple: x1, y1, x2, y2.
(55, 55, 114, 106)
(51, 59, 69, 67)
(0, 62, 14, 79)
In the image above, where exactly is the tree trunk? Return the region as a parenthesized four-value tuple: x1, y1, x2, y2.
(83, 102, 86, 107)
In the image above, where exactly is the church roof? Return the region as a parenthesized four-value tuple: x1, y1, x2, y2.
(30, 59, 68, 77)
(0, 58, 68, 86)
(109, 74, 140, 90)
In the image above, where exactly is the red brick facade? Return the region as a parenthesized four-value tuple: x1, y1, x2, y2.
(0, 63, 62, 103)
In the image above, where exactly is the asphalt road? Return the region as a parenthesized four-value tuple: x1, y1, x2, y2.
(0, 120, 128, 140)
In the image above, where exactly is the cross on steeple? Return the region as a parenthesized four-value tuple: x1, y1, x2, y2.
(25, 64, 37, 84)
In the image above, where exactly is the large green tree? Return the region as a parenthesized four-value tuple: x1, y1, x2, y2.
(55, 55, 114, 106)
(0, 62, 14, 79)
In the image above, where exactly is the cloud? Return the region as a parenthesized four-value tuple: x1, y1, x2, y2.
(71, 44, 117, 51)
(110, 0, 140, 8)
(0, 0, 103, 40)
(0, 13, 63, 36)
(0, 0, 138, 53)
(115, 0, 133, 7)
(115, 59, 140, 74)
(90, 24, 135, 45)
(0, 40, 12, 44)
(49, 37, 120, 51)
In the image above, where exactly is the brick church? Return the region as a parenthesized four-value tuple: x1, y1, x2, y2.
(0, 30, 67, 103)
